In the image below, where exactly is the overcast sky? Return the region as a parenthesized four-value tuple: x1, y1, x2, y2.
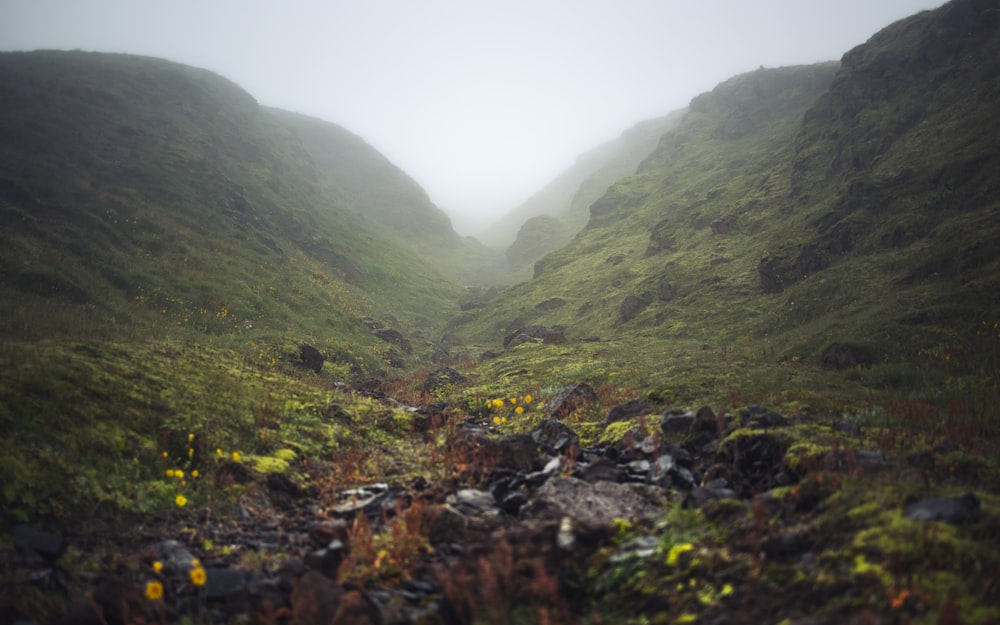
(2, 0, 944, 234)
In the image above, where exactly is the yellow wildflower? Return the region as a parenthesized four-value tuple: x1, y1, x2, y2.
(191, 469, 199, 478)
(161, 451, 168, 458)
(515, 406, 524, 415)
(152, 560, 163, 573)
(166, 469, 175, 478)
(174, 469, 184, 479)
(524, 394, 532, 403)
(188, 447, 194, 456)
(189, 566, 207, 587)
(493, 416, 502, 425)
(216, 448, 223, 456)
(510, 397, 518, 404)
(145, 580, 164, 601)
(175, 494, 188, 507)
(188, 432, 195, 442)
(667, 542, 694, 566)
(232, 451, 240, 462)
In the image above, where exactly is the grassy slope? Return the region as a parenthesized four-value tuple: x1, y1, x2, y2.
(496, 110, 687, 280)
(0, 51, 464, 344)
(0, 51, 467, 527)
(270, 108, 506, 285)
(452, 4, 1000, 411)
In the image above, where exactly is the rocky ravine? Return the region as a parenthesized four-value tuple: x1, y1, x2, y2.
(4, 380, 998, 625)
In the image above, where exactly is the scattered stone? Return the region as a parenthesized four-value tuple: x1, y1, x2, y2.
(618, 294, 651, 324)
(203, 567, 248, 601)
(532, 419, 581, 455)
(694, 405, 721, 433)
(13, 525, 65, 564)
(608, 535, 660, 563)
(903, 493, 980, 524)
(607, 398, 652, 424)
(373, 327, 412, 353)
(298, 344, 325, 373)
(535, 297, 566, 311)
(660, 409, 695, 434)
(820, 343, 872, 370)
(306, 540, 348, 579)
(503, 325, 548, 349)
(543, 382, 598, 419)
(520, 476, 668, 528)
(423, 367, 467, 392)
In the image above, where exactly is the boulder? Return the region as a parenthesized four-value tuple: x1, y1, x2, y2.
(618, 294, 651, 324)
(373, 328, 412, 353)
(298, 344, 325, 373)
(520, 477, 667, 528)
(423, 367, 467, 392)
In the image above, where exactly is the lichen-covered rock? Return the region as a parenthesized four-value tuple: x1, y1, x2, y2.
(520, 477, 667, 528)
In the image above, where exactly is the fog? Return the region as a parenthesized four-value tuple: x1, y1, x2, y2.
(2, 0, 944, 235)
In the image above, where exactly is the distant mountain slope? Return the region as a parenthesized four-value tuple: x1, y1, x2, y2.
(0, 50, 464, 350)
(271, 109, 505, 285)
(479, 111, 685, 276)
(457, 0, 1000, 369)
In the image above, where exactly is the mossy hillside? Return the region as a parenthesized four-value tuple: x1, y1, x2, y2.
(270, 108, 506, 286)
(0, 338, 427, 528)
(453, 6, 1000, 409)
(0, 51, 465, 343)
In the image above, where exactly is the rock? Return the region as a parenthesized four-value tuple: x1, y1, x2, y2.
(13, 525, 65, 564)
(373, 328, 412, 353)
(535, 297, 566, 311)
(578, 457, 626, 483)
(503, 325, 548, 349)
(650, 454, 696, 490)
(618, 294, 651, 324)
(660, 409, 695, 434)
(428, 504, 469, 545)
(608, 535, 661, 563)
(202, 567, 248, 601)
(543, 382, 598, 419)
(716, 432, 793, 497)
(306, 540, 348, 579)
(448, 489, 497, 516)
(521, 477, 667, 528)
(656, 280, 675, 302)
(607, 399, 652, 424)
(308, 519, 350, 550)
(694, 405, 721, 433)
(903, 493, 980, 524)
(820, 343, 872, 370)
(711, 215, 737, 234)
(423, 367, 467, 392)
(758, 257, 786, 294)
(448, 428, 538, 475)
(298, 344, 325, 373)
(753, 411, 790, 428)
(532, 419, 580, 455)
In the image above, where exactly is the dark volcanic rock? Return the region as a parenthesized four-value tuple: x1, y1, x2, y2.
(607, 398, 652, 424)
(618, 294, 651, 324)
(298, 344, 325, 373)
(373, 327, 412, 353)
(423, 367, 467, 392)
(820, 343, 872, 370)
(532, 419, 580, 456)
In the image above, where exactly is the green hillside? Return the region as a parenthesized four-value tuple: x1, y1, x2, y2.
(453, 4, 999, 410)
(0, 51, 465, 350)
(1, 3, 1000, 623)
(270, 109, 505, 285)
(492, 110, 687, 281)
